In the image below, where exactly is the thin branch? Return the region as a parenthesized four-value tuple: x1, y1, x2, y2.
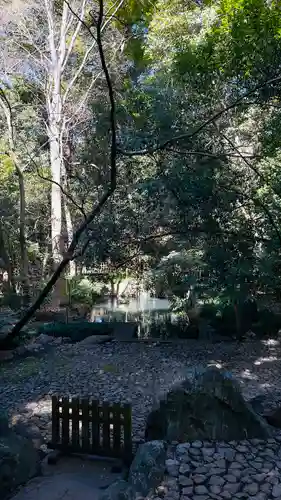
(61, 0, 88, 72)
(101, 0, 126, 33)
(165, 147, 261, 160)
(62, 39, 97, 104)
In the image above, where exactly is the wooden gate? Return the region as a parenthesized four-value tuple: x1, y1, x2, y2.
(49, 396, 133, 460)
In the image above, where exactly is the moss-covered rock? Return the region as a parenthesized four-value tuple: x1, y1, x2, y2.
(145, 367, 271, 443)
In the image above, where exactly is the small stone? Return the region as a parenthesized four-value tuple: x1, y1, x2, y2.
(220, 492, 231, 499)
(192, 474, 205, 485)
(189, 448, 201, 456)
(202, 448, 215, 456)
(264, 448, 276, 457)
(182, 487, 193, 496)
(255, 494, 267, 500)
(243, 483, 259, 495)
(268, 475, 279, 485)
(166, 458, 179, 476)
(209, 485, 221, 494)
(193, 496, 208, 500)
(194, 485, 208, 495)
(208, 468, 226, 476)
(230, 469, 241, 479)
(192, 441, 203, 448)
(224, 474, 237, 483)
(272, 483, 281, 497)
(260, 483, 272, 494)
(253, 473, 266, 482)
(252, 461, 263, 470)
(177, 443, 190, 455)
(236, 445, 248, 452)
(225, 449, 236, 461)
(166, 459, 179, 468)
(223, 483, 239, 494)
(194, 466, 208, 474)
(191, 460, 201, 468)
(209, 476, 225, 486)
(179, 464, 190, 475)
(263, 461, 274, 470)
(215, 459, 226, 468)
(156, 485, 167, 498)
(179, 476, 193, 487)
(235, 453, 246, 464)
(229, 462, 242, 469)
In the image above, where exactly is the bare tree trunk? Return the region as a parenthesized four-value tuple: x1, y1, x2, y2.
(0, 220, 15, 295)
(0, 91, 30, 306)
(61, 156, 75, 276)
(16, 159, 30, 306)
(49, 125, 63, 266)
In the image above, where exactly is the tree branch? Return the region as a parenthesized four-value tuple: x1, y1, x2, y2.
(61, 0, 88, 72)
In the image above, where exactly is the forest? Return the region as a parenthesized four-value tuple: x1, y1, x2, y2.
(1, 0, 281, 340)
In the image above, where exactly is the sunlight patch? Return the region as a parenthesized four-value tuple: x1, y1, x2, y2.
(262, 339, 280, 346)
(254, 356, 278, 365)
(240, 369, 258, 380)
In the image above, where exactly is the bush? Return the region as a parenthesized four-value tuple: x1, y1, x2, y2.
(67, 277, 109, 306)
(37, 320, 114, 342)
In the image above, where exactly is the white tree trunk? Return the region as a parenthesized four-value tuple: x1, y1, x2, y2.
(49, 122, 63, 267)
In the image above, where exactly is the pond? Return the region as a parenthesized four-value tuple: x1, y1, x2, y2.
(90, 292, 172, 338)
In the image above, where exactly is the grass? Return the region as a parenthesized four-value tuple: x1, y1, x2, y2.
(0, 356, 41, 383)
(102, 363, 119, 373)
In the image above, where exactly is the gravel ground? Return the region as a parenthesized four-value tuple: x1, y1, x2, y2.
(1, 338, 281, 445)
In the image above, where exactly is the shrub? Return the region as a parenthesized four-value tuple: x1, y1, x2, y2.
(37, 320, 114, 342)
(67, 277, 108, 306)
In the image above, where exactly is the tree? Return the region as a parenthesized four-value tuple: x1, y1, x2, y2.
(0, 89, 30, 304)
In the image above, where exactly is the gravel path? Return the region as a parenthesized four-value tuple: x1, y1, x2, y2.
(1, 338, 281, 444)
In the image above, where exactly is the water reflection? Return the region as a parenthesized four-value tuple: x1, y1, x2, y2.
(90, 292, 172, 338)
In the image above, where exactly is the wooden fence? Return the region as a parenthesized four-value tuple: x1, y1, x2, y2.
(49, 396, 133, 460)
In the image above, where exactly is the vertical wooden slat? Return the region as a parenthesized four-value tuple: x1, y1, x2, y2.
(61, 396, 70, 448)
(51, 396, 60, 445)
(123, 403, 132, 459)
(102, 402, 111, 453)
(50, 396, 132, 460)
(71, 397, 80, 450)
(112, 403, 121, 454)
(91, 399, 100, 452)
(81, 398, 90, 452)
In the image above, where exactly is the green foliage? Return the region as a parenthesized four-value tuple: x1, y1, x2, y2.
(67, 277, 106, 306)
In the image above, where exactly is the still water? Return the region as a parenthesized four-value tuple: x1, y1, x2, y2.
(90, 292, 172, 337)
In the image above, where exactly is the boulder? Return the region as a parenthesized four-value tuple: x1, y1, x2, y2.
(79, 335, 114, 346)
(264, 406, 281, 428)
(0, 416, 40, 498)
(128, 440, 166, 496)
(36, 333, 54, 345)
(145, 367, 271, 443)
(99, 480, 134, 500)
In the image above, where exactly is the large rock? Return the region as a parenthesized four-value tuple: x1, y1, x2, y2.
(145, 367, 271, 443)
(99, 480, 134, 500)
(128, 440, 166, 496)
(78, 335, 114, 346)
(0, 415, 40, 498)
